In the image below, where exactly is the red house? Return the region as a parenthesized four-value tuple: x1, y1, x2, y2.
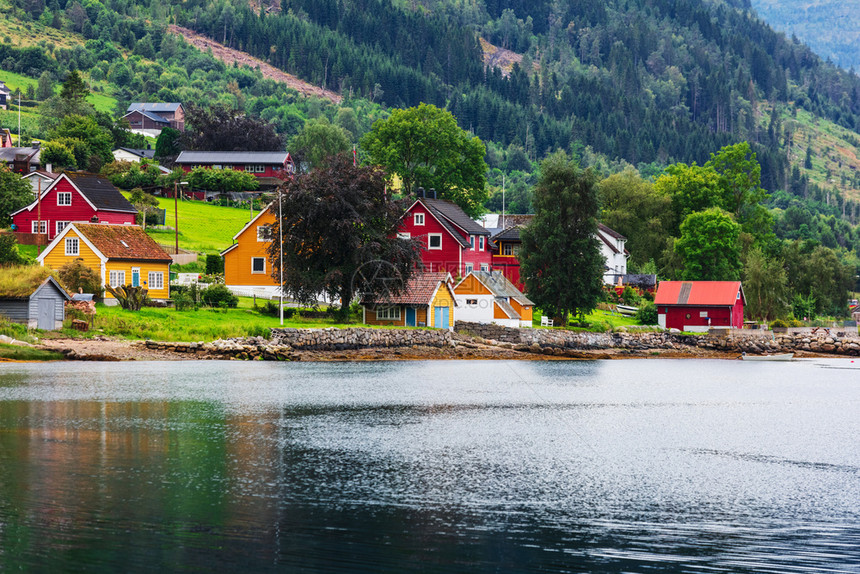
(399, 192, 493, 278)
(655, 281, 745, 332)
(11, 172, 137, 241)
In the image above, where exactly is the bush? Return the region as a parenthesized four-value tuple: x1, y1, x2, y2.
(0, 235, 26, 266)
(635, 301, 658, 325)
(201, 284, 238, 308)
(259, 300, 295, 318)
(770, 318, 788, 328)
(205, 254, 225, 275)
(57, 258, 102, 296)
(620, 286, 642, 305)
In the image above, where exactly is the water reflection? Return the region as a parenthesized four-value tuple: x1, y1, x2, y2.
(0, 360, 857, 572)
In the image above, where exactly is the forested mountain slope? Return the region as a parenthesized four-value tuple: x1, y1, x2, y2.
(749, 0, 860, 71)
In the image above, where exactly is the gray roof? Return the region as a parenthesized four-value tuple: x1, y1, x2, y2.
(492, 226, 522, 241)
(493, 297, 519, 319)
(64, 173, 137, 213)
(0, 81, 10, 95)
(124, 109, 170, 124)
(423, 198, 488, 236)
(0, 147, 40, 164)
(127, 103, 183, 113)
(117, 148, 156, 159)
(469, 270, 533, 307)
(175, 151, 289, 165)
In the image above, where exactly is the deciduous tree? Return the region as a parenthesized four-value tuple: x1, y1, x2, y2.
(674, 208, 742, 281)
(519, 151, 604, 324)
(289, 117, 351, 172)
(361, 103, 488, 218)
(181, 104, 283, 151)
(267, 153, 422, 321)
(0, 165, 35, 226)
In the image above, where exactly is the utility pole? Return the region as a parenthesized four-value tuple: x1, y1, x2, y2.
(174, 182, 179, 255)
(36, 178, 41, 254)
(278, 190, 284, 326)
(502, 173, 506, 229)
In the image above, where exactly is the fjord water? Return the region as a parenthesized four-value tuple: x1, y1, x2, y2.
(0, 360, 857, 573)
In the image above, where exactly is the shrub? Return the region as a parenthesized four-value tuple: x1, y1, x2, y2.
(635, 301, 658, 325)
(620, 286, 642, 305)
(201, 284, 238, 308)
(769, 318, 788, 328)
(57, 258, 102, 296)
(0, 235, 26, 266)
(259, 300, 295, 318)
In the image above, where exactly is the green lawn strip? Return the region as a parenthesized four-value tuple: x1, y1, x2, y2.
(532, 308, 642, 330)
(0, 343, 64, 361)
(131, 195, 257, 254)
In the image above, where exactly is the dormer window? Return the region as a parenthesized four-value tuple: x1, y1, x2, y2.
(57, 192, 71, 206)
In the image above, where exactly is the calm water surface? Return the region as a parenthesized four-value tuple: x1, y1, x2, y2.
(0, 359, 858, 573)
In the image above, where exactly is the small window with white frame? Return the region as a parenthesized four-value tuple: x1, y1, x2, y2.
(109, 270, 126, 288)
(376, 306, 401, 320)
(31, 221, 46, 234)
(480, 263, 489, 272)
(469, 235, 475, 249)
(479, 236, 485, 251)
(255, 165, 266, 173)
(251, 257, 266, 274)
(503, 243, 513, 256)
(256, 225, 269, 242)
(56, 221, 70, 235)
(148, 272, 164, 290)
(65, 237, 79, 256)
(465, 263, 473, 274)
(397, 232, 411, 239)
(414, 212, 425, 226)
(428, 233, 442, 249)
(57, 192, 71, 206)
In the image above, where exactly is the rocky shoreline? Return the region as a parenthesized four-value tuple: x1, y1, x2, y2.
(37, 324, 860, 361)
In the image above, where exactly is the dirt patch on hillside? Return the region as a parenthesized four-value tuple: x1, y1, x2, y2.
(168, 25, 342, 104)
(480, 37, 526, 77)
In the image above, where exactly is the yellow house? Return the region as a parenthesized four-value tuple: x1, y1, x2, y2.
(37, 223, 172, 302)
(362, 271, 457, 329)
(220, 206, 280, 297)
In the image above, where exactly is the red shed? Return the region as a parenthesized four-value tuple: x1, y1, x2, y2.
(655, 281, 745, 332)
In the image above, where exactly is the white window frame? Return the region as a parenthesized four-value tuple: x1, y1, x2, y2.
(56, 221, 70, 235)
(255, 165, 266, 173)
(109, 270, 126, 288)
(256, 225, 269, 242)
(251, 257, 266, 274)
(469, 235, 475, 249)
(397, 232, 411, 239)
(376, 306, 401, 320)
(479, 236, 485, 251)
(465, 263, 473, 274)
(480, 263, 489, 272)
(427, 233, 442, 250)
(414, 212, 425, 226)
(57, 192, 72, 206)
(503, 243, 513, 256)
(64, 237, 79, 256)
(31, 220, 47, 234)
(148, 272, 164, 290)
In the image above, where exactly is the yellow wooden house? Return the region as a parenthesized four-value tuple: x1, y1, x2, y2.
(362, 271, 457, 329)
(37, 223, 172, 302)
(220, 206, 280, 297)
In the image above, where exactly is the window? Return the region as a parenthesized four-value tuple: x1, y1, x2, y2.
(465, 263, 473, 274)
(479, 236, 485, 251)
(31, 221, 46, 234)
(414, 212, 425, 226)
(503, 243, 513, 256)
(397, 232, 411, 239)
(465, 299, 477, 306)
(376, 306, 401, 320)
(251, 257, 266, 274)
(57, 192, 71, 206)
(56, 221, 70, 235)
(256, 165, 266, 173)
(64, 237, 79, 256)
(480, 264, 489, 272)
(428, 234, 442, 249)
(469, 235, 475, 249)
(256, 225, 269, 242)
(244, 165, 254, 172)
(699, 311, 708, 318)
(148, 272, 164, 290)
(109, 270, 126, 288)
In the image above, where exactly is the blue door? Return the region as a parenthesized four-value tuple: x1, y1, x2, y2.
(434, 306, 450, 329)
(405, 307, 416, 327)
(131, 268, 140, 287)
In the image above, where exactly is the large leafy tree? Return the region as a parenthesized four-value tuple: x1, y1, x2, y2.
(48, 115, 114, 172)
(519, 151, 604, 324)
(674, 208, 742, 281)
(0, 165, 34, 226)
(742, 248, 789, 321)
(39, 69, 95, 131)
(706, 141, 772, 241)
(181, 104, 283, 151)
(597, 167, 672, 268)
(267, 153, 422, 321)
(185, 167, 259, 193)
(360, 103, 488, 218)
(289, 117, 352, 172)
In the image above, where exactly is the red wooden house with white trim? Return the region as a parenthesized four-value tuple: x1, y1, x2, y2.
(398, 192, 492, 278)
(11, 172, 137, 241)
(655, 281, 745, 332)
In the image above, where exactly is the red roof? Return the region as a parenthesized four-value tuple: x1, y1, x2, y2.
(363, 272, 453, 306)
(74, 224, 173, 263)
(655, 281, 743, 306)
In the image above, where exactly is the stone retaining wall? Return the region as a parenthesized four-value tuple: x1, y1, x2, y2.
(269, 327, 456, 350)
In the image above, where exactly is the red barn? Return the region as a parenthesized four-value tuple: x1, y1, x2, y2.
(399, 192, 493, 278)
(11, 172, 137, 241)
(655, 281, 745, 332)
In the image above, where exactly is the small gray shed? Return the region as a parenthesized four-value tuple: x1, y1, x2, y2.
(0, 276, 71, 330)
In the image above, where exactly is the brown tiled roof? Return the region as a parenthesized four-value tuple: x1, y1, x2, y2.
(364, 271, 452, 306)
(74, 224, 173, 263)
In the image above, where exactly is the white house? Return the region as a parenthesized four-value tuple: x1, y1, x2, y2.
(453, 270, 533, 328)
(597, 223, 629, 286)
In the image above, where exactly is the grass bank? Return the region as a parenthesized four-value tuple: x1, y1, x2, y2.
(0, 343, 64, 361)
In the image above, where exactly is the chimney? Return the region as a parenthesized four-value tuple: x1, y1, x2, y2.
(46, 163, 52, 173)
(429, 188, 437, 199)
(417, 187, 425, 198)
(90, 215, 99, 223)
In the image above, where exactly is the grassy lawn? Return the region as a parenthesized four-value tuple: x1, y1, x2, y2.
(54, 298, 362, 342)
(0, 343, 64, 361)
(532, 308, 642, 330)
(136, 195, 258, 254)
